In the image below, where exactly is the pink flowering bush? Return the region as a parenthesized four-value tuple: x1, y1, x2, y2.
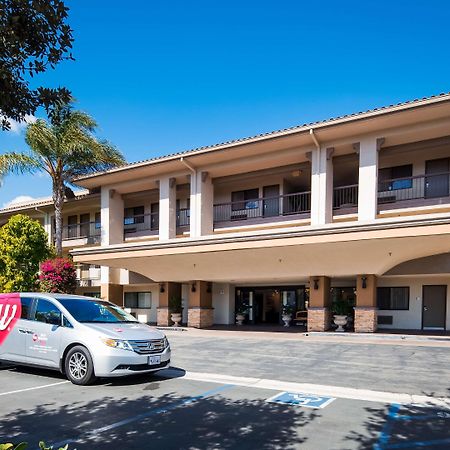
(39, 258, 77, 294)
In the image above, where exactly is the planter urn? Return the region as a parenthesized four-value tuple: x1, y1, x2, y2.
(171, 313, 182, 327)
(236, 314, 245, 325)
(333, 314, 348, 332)
(282, 314, 292, 327)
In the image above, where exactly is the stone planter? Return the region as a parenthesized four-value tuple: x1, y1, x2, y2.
(171, 312, 182, 327)
(282, 314, 292, 327)
(236, 314, 245, 325)
(333, 314, 348, 332)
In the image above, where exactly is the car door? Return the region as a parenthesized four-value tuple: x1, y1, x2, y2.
(26, 297, 64, 368)
(0, 295, 32, 364)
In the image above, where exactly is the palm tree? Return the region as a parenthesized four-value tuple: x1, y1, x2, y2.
(0, 104, 125, 256)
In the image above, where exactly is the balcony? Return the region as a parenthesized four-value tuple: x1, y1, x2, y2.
(60, 221, 101, 245)
(333, 184, 359, 214)
(213, 191, 311, 227)
(378, 172, 450, 209)
(76, 264, 101, 288)
(124, 213, 159, 238)
(176, 208, 190, 228)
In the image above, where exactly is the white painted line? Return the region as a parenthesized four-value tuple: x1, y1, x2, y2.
(0, 381, 69, 397)
(181, 371, 450, 408)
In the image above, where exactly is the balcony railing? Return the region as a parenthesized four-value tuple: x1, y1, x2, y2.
(378, 172, 450, 204)
(176, 208, 190, 227)
(76, 264, 101, 287)
(61, 222, 101, 242)
(333, 184, 359, 209)
(213, 191, 311, 224)
(124, 213, 159, 235)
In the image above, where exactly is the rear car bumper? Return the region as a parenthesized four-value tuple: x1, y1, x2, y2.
(92, 347, 171, 377)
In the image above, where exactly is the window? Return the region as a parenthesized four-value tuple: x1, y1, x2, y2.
(231, 189, 259, 211)
(124, 292, 152, 309)
(124, 206, 145, 225)
(95, 212, 101, 229)
(80, 213, 90, 237)
(20, 297, 33, 319)
(33, 299, 62, 325)
(67, 215, 78, 238)
(379, 165, 413, 190)
(377, 287, 409, 310)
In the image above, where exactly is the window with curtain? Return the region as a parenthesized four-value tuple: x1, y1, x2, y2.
(231, 188, 259, 211)
(379, 165, 413, 190)
(377, 287, 409, 310)
(124, 292, 152, 309)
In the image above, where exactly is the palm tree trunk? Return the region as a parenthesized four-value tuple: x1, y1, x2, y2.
(52, 177, 64, 257)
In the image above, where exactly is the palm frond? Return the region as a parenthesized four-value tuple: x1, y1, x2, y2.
(0, 152, 43, 176)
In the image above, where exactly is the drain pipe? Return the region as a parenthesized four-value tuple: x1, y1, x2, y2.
(180, 157, 197, 235)
(309, 128, 320, 150)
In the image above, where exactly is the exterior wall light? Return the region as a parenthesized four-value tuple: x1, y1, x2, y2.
(159, 283, 165, 293)
(191, 282, 197, 293)
(313, 279, 319, 290)
(361, 276, 367, 289)
(206, 282, 212, 294)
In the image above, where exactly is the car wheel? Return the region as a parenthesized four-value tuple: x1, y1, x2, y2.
(65, 345, 97, 385)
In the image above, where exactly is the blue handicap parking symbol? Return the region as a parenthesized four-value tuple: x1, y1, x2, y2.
(267, 391, 336, 409)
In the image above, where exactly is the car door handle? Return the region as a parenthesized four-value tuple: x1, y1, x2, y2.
(423, 307, 428, 311)
(18, 329, 33, 334)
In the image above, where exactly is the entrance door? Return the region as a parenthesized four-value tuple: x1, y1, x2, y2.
(422, 285, 447, 330)
(425, 158, 450, 199)
(263, 185, 280, 217)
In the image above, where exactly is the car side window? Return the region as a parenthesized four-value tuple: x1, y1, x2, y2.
(33, 299, 62, 326)
(20, 297, 33, 320)
(62, 316, 73, 328)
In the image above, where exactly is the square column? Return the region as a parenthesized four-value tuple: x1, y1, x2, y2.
(307, 276, 332, 331)
(157, 282, 182, 326)
(159, 177, 176, 240)
(354, 274, 378, 333)
(357, 137, 382, 221)
(101, 187, 124, 245)
(190, 171, 214, 238)
(100, 283, 123, 306)
(310, 147, 334, 226)
(188, 281, 214, 328)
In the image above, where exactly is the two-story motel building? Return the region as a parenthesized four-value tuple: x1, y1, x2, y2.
(3, 93, 450, 333)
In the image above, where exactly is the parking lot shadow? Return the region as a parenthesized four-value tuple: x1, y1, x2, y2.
(345, 401, 450, 450)
(0, 388, 316, 449)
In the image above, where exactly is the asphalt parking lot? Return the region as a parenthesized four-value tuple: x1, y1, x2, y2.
(1, 331, 450, 449)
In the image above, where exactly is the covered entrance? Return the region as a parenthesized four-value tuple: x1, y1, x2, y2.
(235, 286, 307, 325)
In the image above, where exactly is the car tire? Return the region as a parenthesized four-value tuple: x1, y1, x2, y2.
(64, 345, 97, 386)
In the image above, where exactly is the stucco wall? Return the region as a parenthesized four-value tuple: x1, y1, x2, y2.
(377, 276, 450, 330)
(123, 283, 160, 324)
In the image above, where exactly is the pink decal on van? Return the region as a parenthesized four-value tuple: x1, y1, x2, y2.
(0, 294, 21, 345)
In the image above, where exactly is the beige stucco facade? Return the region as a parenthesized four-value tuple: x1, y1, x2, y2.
(2, 94, 450, 332)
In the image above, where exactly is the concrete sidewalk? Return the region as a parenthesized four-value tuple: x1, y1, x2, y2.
(158, 326, 450, 347)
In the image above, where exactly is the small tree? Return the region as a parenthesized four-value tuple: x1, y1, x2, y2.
(39, 257, 77, 294)
(0, 214, 53, 292)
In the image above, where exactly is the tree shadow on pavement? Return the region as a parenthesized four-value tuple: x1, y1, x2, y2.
(345, 399, 450, 450)
(0, 389, 317, 449)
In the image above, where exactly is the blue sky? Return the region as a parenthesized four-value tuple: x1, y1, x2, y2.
(1, 0, 449, 206)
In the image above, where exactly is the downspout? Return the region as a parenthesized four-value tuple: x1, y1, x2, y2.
(309, 128, 320, 151)
(180, 157, 197, 236)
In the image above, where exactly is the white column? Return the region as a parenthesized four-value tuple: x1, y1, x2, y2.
(44, 212, 53, 245)
(358, 137, 380, 221)
(159, 177, 176, 240)
(310, 147, 334, 226)
(100, 187, 124, 245)
(190, 171, 213, 238)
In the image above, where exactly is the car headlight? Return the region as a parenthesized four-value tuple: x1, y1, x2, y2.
(101, 337, 133, 352)
(163, 337, 170, 349)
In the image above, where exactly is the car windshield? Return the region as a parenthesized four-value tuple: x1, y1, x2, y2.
(58, 298, 138, 323)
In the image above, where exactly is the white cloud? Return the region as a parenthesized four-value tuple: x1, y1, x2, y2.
(3, 195, 35, 208)
(2, 114, 37, 134)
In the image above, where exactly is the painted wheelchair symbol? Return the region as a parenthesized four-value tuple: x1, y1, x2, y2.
(267, 391, 336, 409)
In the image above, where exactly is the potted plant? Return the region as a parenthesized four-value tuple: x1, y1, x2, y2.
(235, 303, 249, 325)
(169, 296, 183, 327)
(331, 300, 351, 332)
(281, 304, 295, 327)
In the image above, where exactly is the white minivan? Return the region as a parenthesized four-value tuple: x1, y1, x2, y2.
(0, 293, 171, 385)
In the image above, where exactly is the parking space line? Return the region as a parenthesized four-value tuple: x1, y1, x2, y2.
(181, 371, 450, 408)
(0, 381, 69, 397)
(373, 403, 401, 450)
(52, 383, 235, 448)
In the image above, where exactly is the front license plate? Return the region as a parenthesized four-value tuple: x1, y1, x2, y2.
(148, 355, 161, 365)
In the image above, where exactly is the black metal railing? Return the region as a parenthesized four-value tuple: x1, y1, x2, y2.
(124, 213, 159, 234)
(333, 184, 359, 209)
(378, 172, 450, 204)
(213, 191, 311, 224)
(176, 208, 190, 227)
(61, 221, 101, 242)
